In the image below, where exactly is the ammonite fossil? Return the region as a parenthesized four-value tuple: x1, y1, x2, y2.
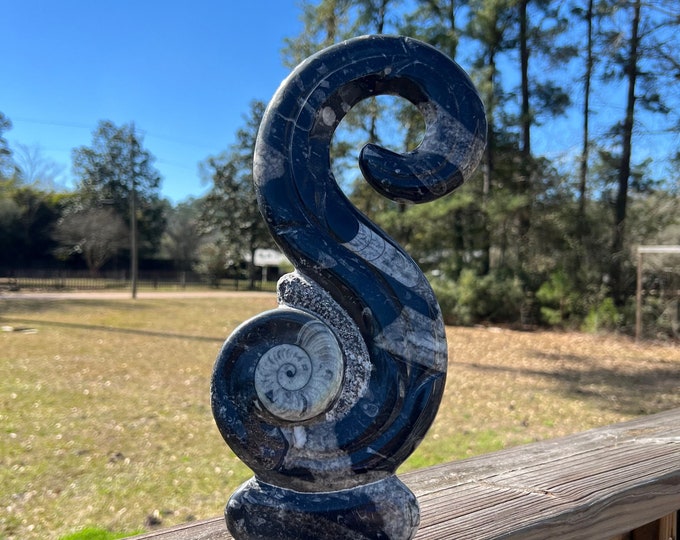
(253, 319, 344, 422)
(211, 34, 486, 539)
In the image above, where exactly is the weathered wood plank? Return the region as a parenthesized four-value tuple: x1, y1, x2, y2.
(128, 408, 680, 540)
(411, 408, 680, 540)
(129, 517, 229, 540)
(657, 512, 677, 540)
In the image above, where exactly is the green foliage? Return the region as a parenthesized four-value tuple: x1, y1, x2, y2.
(582, 297, 621, 333)
(0, 111, 16, 180)
(193, 241, 228, 287)
(433, 269, 525, 326)
(160, 198, 206, 272)
(71, 120, 165, 257)
(59, 527, 138, 540)
(199, 101, 275, 289)
(536, 270, 577, 327)
(0, 180, 65, 268)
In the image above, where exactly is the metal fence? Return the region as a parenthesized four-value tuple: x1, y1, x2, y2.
(0, 269, 276, 292)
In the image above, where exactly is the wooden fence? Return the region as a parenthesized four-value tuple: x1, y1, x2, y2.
(128, 408, 680, 540)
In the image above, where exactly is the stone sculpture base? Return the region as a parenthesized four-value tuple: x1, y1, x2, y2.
(226, 476, 419, 540)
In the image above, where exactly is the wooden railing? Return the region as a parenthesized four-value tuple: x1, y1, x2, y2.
(128, 407, 680, 540)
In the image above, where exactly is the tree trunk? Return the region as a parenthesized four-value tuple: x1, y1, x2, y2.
(572, 0, 595, 287)
(610, 0, 640, 305)
(375, 0, 388, 33)
(517, 0, 532, 245)
(480, 46, 497, 276)
(519, 0, 531, 159)
(248, 246, 257, 291)
(578, 0, 593, 227)
(483, 48, 496, 204)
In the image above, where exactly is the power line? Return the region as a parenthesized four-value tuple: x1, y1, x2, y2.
(12, 117, 93, 130)
(13, 116, 221, 152)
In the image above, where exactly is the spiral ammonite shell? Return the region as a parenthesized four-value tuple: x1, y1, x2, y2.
(254, 321, 343, 422)
(211, 306, 354, 481)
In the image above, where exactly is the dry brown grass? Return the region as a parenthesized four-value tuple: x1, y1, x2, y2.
(408, 326, 680, 469)
(1, 294, 679, 539)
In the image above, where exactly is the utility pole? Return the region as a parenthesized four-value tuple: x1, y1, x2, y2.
(129, 126, 138, 299)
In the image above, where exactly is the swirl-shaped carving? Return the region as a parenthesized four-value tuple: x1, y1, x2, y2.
(211, 35, 486, 539)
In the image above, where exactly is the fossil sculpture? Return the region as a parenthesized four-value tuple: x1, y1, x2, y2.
(211, 34, 486, 539)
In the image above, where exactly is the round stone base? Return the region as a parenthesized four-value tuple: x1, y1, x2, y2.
(225, 475, 419, 540)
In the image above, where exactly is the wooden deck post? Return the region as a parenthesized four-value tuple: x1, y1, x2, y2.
(657, 512, 677, 540)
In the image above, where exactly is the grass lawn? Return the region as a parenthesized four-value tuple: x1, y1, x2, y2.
(1, 293, 679, 539)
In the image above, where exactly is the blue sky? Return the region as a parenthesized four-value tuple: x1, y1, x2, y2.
(4, 1, 303, 203)
(4, 2, 677, 205)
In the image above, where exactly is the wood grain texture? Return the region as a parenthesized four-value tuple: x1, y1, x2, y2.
(128, 408, 680, 540)
(657, 512, 677, 540)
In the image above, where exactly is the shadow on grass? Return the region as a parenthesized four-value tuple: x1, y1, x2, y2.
(454, 353, 680, 416)
(0, 298, 154, 315)
(3, 317, 226, 343)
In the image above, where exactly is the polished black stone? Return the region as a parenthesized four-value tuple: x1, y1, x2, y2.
(211, 34, 486, 539)
(226, 476, 418, 540)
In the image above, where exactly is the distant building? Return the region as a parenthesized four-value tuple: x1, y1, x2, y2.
(250, 249, 289, 268)
(245, 248, 291, 282)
